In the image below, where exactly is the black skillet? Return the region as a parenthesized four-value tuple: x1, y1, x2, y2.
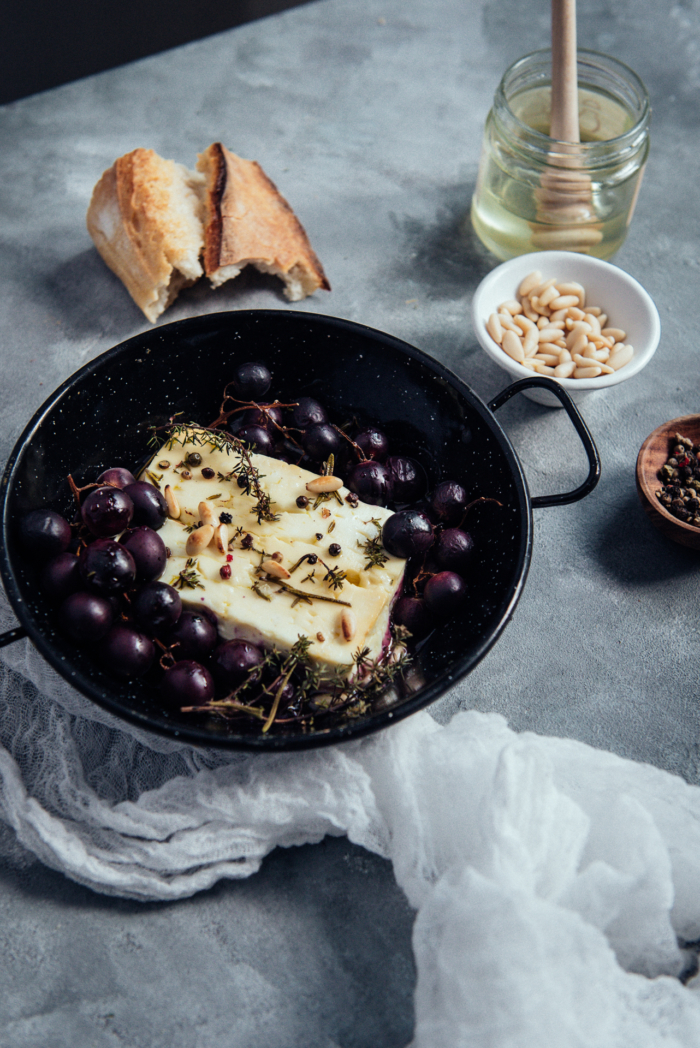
(0, 310, 599, 750)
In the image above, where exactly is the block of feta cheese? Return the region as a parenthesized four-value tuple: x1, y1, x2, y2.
(144, 429, 406, 673)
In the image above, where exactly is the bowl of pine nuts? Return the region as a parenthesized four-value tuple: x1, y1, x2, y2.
(471, 251, 661, 407)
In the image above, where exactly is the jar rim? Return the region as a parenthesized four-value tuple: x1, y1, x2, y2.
(493, 48, 651, 163)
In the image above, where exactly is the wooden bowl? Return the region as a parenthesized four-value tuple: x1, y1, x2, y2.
(636, 414, 700, 549)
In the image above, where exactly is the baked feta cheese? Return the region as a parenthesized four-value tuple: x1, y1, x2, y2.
(145, 429, 405, 672)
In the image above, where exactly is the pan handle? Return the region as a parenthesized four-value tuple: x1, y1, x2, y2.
(0, 625, 28, 648)
(488, 376, 601, 508)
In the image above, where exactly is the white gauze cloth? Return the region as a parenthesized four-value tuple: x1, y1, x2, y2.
(2, 587, 700, 1047)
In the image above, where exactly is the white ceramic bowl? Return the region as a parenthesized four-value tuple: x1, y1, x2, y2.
(471, 251, 661, 407)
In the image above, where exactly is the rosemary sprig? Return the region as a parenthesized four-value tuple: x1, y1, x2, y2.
(270, 578, 352, 607)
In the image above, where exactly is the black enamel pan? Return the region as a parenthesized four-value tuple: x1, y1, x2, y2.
(0, 310, 599, 750)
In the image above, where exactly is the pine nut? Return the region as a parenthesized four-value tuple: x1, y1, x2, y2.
(306, 476, 343, 494)
(500, 299, 522, 315)
(583, 343, 598, 359)
(584, 313, 601, 335)
(558, 348, 572, 362)
(518, 271, 542, 297)
(555, 282, 585, 302)
(598, 363, 615, 374)
(549, 294, 580, 310)
(602, 327, 626, 342)
(164, 485, 180, 519)
(538, 341, 563, 355)
(586, 306, 602, 316)
(214, 523, 229, 555)
(532, 362, 555, 375)
(608, 345, 634, 370)
(539, 284, 560, 307)
(537, 327, 563, 342)
(341, 608, 357, 642)
(554, 362, 576, 378)
(573, 366, 602, 378)
(522, 301, 539, 322)
(486, 314, 504, 344)
(534, 353, 560, 366)
(568, 329, 589, 355)
(502, 330, 525, 362)
(566, 306, 586, 321)
(186, 524, 215, 554)
(261, 559, 291, 579)
(523, 328, 540, 356)
(513, 315, 535, 335)
(548, 308, 569, 323)
(198, 501, 216, 526)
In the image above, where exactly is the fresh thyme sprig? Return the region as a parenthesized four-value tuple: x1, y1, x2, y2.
(169, 558, 204, 590)
(358, 518, 389, 570)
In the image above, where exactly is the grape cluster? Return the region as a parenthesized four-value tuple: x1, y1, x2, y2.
(21, 359, 482, 723)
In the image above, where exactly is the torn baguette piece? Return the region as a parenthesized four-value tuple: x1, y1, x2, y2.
(197, 142, 330, 302)
(86, 148, 205, 322)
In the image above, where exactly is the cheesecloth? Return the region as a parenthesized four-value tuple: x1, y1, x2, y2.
(3, 585, 700, 1047)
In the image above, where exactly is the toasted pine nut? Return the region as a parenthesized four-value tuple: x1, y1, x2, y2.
(502, 330, 525, 362)
(608, 345, 634, 370)
(198, 501, 216, 526)
(518, 271, 542, 297)
(573, 366, 602, 378)
(261, 559, 291, 579)
(486, 313, 504, 344)
(341, 608, 357, 642)
(306, 476, 343, 494)
(186, 524, 215, 555)
(164, 485, 180, 519)
(554, 362, 576, 378)
(214, 523, 228, 555)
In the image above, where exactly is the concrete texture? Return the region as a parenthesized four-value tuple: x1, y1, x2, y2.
(1, 0, 699, 1042)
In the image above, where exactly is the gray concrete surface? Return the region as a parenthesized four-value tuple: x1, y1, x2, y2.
(1, 0, 699, 1043)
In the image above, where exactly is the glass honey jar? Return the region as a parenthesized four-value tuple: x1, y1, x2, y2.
(470, 49, 651, 260)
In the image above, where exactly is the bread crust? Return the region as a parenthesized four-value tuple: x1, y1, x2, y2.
(86, 148, 204, 322)
(198, 142, 330, 300)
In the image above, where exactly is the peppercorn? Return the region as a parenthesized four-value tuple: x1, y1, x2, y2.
(186, 452, 202, 467)
(202, 467, 215, 479)
(329, 543, 341, 557)
(296, 495, 309, 508)
(219, 512, 233, 524)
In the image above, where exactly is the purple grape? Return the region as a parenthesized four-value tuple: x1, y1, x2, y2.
(97, 467, 136, 489)
(233, 362, 271, 401)
(79, 538, 136, 594)
(161, 661, 215, 708)
(382, 510, 433, 559)
(98, 625, 156, 678)
(386, 456, 426, 503)
(243, 404, 284, 429)
(166, 610, 218, 660)
(392, 596, 431, 639)
(60, 591, 115, 642)
(81, 486, 134, 537)
(303, 423, 343, 462)
(347, 461, 393, 506)
(212, 640, 265, 688)
(355, 428, 389, 462)
(423, 571, 467, 616)
(41, 552, 82, 602)
(238, 424, 275, 456)
(430, 481, 468, 526)
(123, 482, 168, 531)
(433, 528, 475, 575)
(119, 526, 167, 582)
(292, 397, 327, 429)
(21, 509, 72, 559)
(132, 581, 182, 634)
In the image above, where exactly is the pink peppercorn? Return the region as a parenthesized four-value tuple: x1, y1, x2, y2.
(220, 564, 232, 579)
